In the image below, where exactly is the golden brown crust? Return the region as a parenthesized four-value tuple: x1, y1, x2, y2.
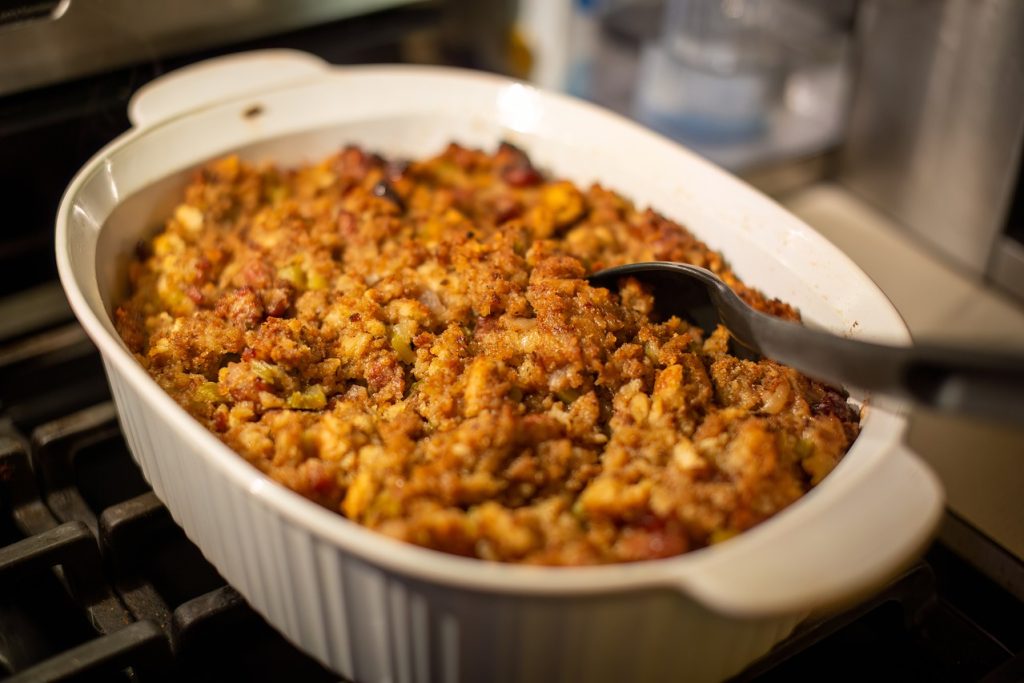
(115, 142, 859, 565)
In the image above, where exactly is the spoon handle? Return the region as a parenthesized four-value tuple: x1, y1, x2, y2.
(896, 344, 1024, 424)
(748, 314, 1024, 425)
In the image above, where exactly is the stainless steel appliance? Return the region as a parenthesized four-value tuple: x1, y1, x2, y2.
(840, 0, 1024, 302)
(0, 1, 1021, 680)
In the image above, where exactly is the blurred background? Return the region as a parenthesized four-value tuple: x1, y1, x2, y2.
(0, 1, 1022, 680)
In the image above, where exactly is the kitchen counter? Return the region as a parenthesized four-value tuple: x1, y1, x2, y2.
(781, 183, 1024, 585)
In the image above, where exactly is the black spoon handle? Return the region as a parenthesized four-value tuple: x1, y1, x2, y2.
(741, 311, 1024, 425)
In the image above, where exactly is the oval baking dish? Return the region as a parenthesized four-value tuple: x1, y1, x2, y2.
(56, 50, 943, 683)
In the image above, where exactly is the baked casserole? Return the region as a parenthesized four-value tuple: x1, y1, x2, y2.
(114, 142, 860, 565)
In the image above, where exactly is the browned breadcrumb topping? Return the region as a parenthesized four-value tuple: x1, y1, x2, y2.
(115, 143, 859, 565)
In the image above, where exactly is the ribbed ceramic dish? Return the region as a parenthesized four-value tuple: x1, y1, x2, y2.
(56, 50, 944, 683)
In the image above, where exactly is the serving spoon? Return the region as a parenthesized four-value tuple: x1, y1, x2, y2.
(588, 261, 1024, 425)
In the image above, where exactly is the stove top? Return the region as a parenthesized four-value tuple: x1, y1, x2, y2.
(1, 303, 1022, 682)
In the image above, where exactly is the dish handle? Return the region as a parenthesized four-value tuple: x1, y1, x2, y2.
(128, 49, 329, 129)
(675, 441, 945, 617)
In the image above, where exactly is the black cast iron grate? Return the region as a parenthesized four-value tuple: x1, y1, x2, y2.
(0, 310, 1023, 683)
(0, 406, 340, 682)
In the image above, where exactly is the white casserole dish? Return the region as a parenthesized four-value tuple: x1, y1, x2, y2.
(56, 50, 943, 683)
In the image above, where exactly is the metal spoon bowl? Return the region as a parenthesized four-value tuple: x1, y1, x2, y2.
(588, 261, 1024, 425)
